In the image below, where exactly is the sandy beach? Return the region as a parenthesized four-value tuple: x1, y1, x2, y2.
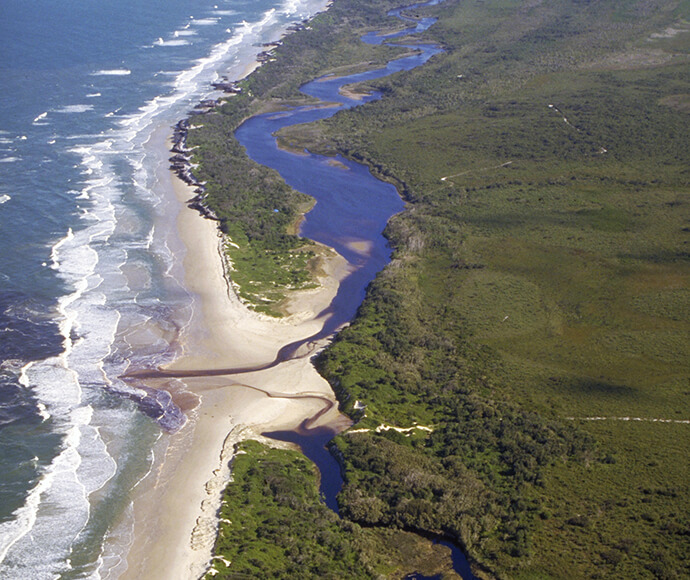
(120, 131, 353, 579)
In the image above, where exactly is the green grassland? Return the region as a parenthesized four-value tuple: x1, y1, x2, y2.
(193, 0, 689, 577)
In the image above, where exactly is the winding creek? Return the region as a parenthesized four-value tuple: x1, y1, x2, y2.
(234, 2, 478, 578)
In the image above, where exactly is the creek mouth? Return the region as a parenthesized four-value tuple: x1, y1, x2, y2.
(145, 0, 480, 577)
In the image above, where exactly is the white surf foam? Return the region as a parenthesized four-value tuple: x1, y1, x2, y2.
(0, 194, 10, 204)
(281, 0, 302, 16)
(49, 228, 75, 269)
(92, 69, 131, 76)
(36, 402, 50, 422)
(191, 17, 219, 26)
(0, 138, 141, 571)
(54, 105, 94, 114)
(174, 29, 197, 37)
(154, 38, 190, 47)
(117, 17, 270, 140)
(0, 143, 127, 566)
(0, 282, 116, 573)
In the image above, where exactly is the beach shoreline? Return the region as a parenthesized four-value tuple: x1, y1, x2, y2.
(119, 62, 353, 580)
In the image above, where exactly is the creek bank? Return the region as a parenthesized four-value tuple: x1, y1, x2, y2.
(173, 0, 480, 577)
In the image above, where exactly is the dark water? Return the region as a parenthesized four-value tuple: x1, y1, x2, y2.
(403, 539, 479, 580)
(250, 2, 478, 577)
(263, 426, 343, 512)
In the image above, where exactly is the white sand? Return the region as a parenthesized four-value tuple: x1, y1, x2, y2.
(120, 167, 352, 579)
(119, 5, 349, 572)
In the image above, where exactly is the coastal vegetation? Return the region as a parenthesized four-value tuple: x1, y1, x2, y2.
(205, 440, 464, 579)
(203, 440, 372, 579)
(187, 0, 689, 577)
(183, 94, 316, 315)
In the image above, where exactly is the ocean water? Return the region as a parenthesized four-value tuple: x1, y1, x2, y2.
(0, 0, 327, 577)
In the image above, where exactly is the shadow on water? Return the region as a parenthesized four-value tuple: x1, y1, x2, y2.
(403, 538, 479, 580)
(262, 426, 343, 513)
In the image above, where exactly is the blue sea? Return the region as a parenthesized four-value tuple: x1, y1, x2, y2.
(0, 0, 327, 577)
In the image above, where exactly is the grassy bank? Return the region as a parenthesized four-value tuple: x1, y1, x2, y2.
(189, 0, 689, 577)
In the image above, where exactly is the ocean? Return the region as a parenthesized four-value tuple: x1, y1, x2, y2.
(0, 0, 328, 577)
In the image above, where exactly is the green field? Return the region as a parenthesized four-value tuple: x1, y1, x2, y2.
(192, 0, 690, 577)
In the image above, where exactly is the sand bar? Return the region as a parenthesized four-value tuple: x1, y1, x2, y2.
(120, 131, 353, 580)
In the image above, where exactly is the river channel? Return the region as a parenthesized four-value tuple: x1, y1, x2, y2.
(235, 2, 478, 578)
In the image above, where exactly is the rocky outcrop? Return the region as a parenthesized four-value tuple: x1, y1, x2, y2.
(169, 119, 218, 221)
(210, 78, 242, 94)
